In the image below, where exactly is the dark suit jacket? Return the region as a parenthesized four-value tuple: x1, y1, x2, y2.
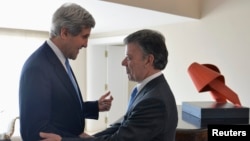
(62, 74, 178, 141)
(19, 42, 99, 141)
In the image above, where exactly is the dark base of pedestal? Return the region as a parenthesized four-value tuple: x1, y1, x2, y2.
(176, 128, 208, 141)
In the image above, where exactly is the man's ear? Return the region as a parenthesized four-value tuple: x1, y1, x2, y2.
(145, 54, 154, 66)
(60, 27, 68, 39)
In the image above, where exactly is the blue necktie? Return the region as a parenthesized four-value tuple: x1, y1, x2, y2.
(127, 87, 138, 110)
(65, 59, 82, 107)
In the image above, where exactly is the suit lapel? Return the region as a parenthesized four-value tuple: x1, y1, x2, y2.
(127, 75, 165, 113)
(42, 42, 82, 105)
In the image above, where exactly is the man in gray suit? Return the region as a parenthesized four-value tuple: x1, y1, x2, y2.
(40, 29, 178, 141)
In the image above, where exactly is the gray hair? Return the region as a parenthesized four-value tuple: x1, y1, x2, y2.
(50, 3, 95, 37)
(124, 29, 168, 70)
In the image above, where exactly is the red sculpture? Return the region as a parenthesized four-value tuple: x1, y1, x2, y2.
(187, 62, 241, 107)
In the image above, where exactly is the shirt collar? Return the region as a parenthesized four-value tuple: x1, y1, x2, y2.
(136, 71, 162, 92)
(46, 39, 67, 69)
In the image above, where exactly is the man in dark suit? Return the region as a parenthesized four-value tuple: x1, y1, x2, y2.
(19, 3, 113, 141)
(40, 29, 178, 141)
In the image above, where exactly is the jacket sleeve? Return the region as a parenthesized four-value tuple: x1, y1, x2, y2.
(62, 98, 167, 141)
(83, 101, 99, 119)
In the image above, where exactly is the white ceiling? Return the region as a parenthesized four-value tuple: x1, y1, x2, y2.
(0, 0, 197, 34)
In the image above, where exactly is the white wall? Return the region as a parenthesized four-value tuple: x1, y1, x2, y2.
(0, 0, 249, 136)
(91, 0, 250, 107)
(157, 0, 250, 107)
(0, 29, 48, 115)
(1, 0, 249, 117)
(0, 28, 87, 115)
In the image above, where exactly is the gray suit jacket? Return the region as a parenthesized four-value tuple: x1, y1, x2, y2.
(63, 74, 178, 141)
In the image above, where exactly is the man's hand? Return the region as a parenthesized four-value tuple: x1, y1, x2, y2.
(79, 132, 93, 138)
(40, 132, 93, 141)
(40, 132, 62, 141)
(98, 91, 113, 112)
